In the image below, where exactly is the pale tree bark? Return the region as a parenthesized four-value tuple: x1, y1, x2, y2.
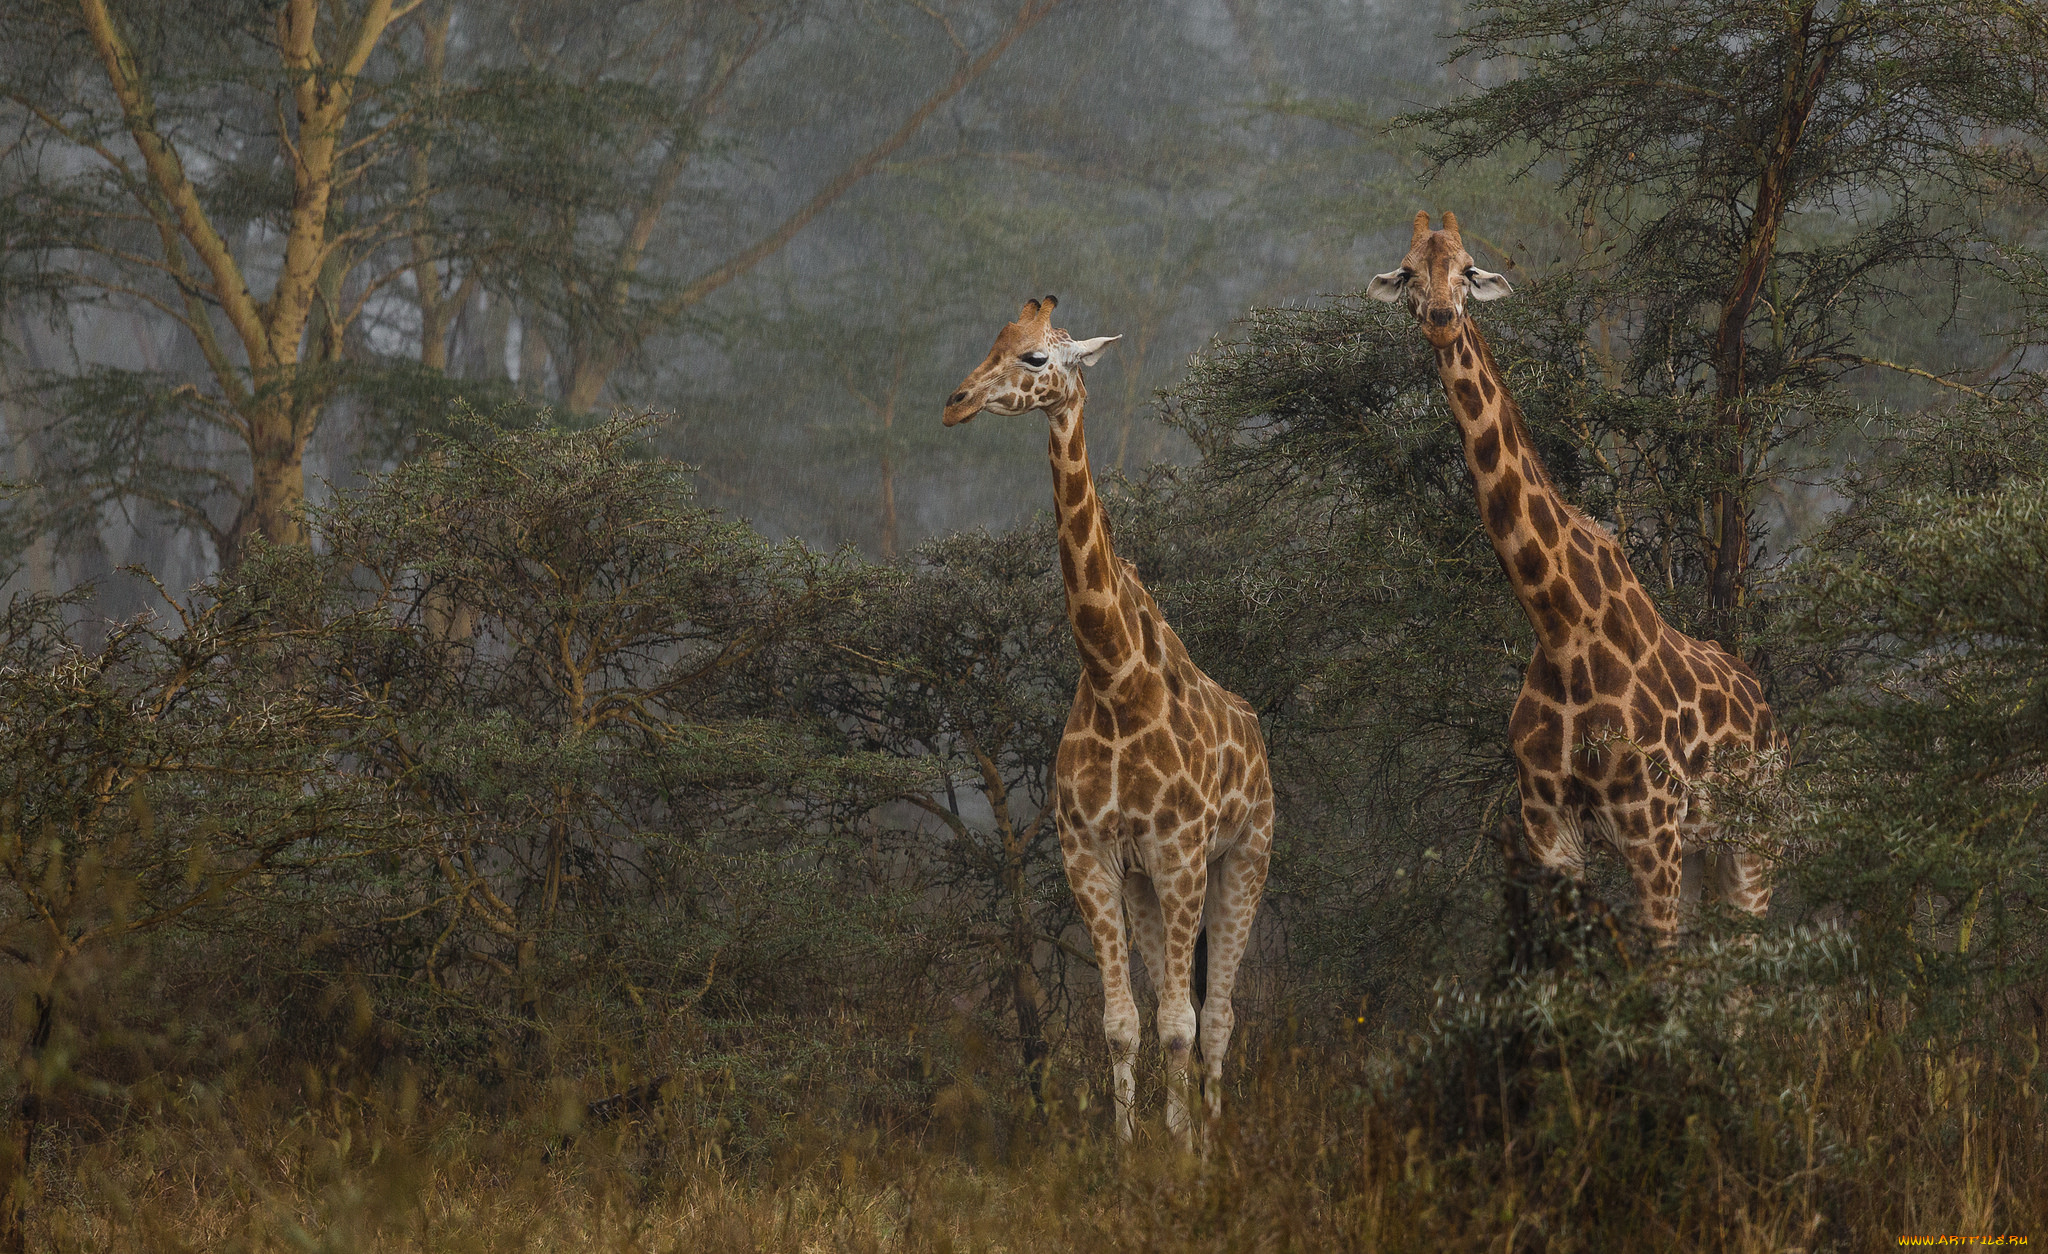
(1703, 4, 1850, 637)
(74, 0, 423, 561)
(406, 6, 480, 374)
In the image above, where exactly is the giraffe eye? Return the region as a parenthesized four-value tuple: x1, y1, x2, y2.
(1020, 351, 1049, 368)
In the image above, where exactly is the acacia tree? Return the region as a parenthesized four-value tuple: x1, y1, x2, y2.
(316, 413, 904, 1022)
(810, 524, 1081, 1084)
(0, 565, 395, 1251)
(1412, 0, 2048, 634)
(0, 0, 437, 560)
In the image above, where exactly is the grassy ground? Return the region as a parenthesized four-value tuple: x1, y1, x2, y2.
(23, 1005, 2046, 1254)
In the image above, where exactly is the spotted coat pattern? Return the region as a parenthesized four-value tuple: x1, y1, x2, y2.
(1373, 214, 1779, 940)
(944, 297, 1275, 1141)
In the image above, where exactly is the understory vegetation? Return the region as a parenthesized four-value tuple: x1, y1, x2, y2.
(5, 366, 2047, 1249)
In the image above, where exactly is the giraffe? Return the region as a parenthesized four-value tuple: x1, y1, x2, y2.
(943, 296, 1275, 1143)
(1367, 212, 1777, 942)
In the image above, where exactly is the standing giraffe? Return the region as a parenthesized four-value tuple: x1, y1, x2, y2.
(1368, 212, 1777, 941)
(943, 296, 1275, 1143)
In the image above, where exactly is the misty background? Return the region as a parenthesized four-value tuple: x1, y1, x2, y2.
(1, 0, 1603, 609)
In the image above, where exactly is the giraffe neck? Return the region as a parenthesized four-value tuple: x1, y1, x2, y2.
(1047, 389, 1139, 691)
(1435, 318, 1650, 654)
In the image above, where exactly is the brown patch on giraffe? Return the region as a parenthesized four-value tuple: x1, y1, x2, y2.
(1513, 539, 1548, 584)
(1603, 601, 1645, 662)
(1588, 640, 1629, 696)
(1553, 578, 1584, 625)
(1698, 687, 1728, 733)
(1639, 655, 1678, 708)
(1575, 701, 1627, 752)
(1659, 638, 1696, 701)
(1608, 761, 1649, 805)
(1065, 471, 1088, 507)
(1528, 652, 1568, 703)
(1559, 777, 1599, 811)
(1120, 676, 1165, 728)
(1479, 372, 1496, 402)
(1085, 544, 1112, 592)
(1121, 762, 1163, 811)
(1486, 468, 1523, 534)
(1499, 410, 1521, 457)
(1074, 764, 1112, 815)
(1687, 650, 1717, 689)
(1452, 377, 1482, 421)
(1513, 701, 1565, 773)
(1568, 655, 1593, 705)
(1596, 544, 1623, 586)
(1526, 493, 1559, 545)
(1569, 529, 1596, 556)
(1473, 425, 1501, 473)
(1566, 547, 1603, 612)
(1625, 588, 1662, 645)
(1629, 684, 1663, 740)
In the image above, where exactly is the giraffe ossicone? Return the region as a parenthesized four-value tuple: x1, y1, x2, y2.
(945, 296, 1275, 1146)
(1371, 213, 1780, 943)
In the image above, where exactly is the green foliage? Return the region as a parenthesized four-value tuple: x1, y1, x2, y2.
(1787, 470, 2048, 1026)
(308, 413, 913, 1038)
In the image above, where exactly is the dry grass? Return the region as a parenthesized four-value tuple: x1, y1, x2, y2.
(21, 1006, 2045, 1254)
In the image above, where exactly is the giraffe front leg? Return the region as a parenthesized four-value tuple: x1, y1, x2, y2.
(1063, 849, 1139, 1141)
(1710, 838, 1773, 920)
(1627, 817, 1684, 945)
(1517, 784, 1585, 881)
(1198, 830, 1270, 1123)
(1153, 853, 1206, 1147)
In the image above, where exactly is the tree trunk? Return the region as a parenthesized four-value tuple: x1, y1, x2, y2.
(1703, 4, 1842, 645)
(222, 403, 308, 562)
(0, 992, 53, 1254)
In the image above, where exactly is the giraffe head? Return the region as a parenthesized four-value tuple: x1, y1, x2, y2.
(1366, 211, 1513, 346)
(942, 296, 1120, 427)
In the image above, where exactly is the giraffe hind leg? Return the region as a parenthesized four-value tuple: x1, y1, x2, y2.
(1197, 830, 1269, 1123)
(1151, 853, 1207, 1145)
(1710, 839, 1772, 919)
(1068, 855, 1139, 1141)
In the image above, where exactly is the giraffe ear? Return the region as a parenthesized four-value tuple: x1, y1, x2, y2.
(1467, 267, 1513, 301)
(1366, 270, 1407, 303)
(1065, 334, 1120, 367)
